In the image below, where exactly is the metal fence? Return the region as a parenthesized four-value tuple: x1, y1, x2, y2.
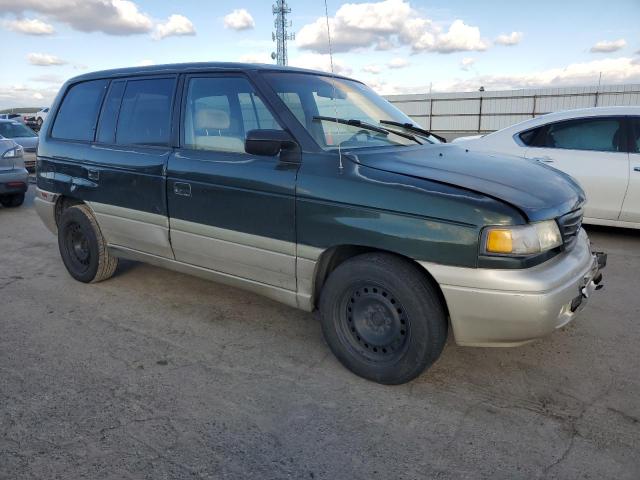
(385, 84, 640, 140)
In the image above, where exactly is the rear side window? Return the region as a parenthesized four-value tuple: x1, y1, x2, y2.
(526, 117, 625, 152)
(52, 79, 108, 141)
(115, 78, 175, 146)
(518, 126, 544, 146)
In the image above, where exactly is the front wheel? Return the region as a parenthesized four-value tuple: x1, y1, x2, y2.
(58, 204, 118, 283)
(319, 253, 448, 385)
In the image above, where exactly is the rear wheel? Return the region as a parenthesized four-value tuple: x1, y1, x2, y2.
(319, 253, 448, 385)
(58, 204, 118, 283)
(0, 193, 25, 208)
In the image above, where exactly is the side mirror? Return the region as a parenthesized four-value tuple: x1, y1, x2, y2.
(245, 129, 297, 157)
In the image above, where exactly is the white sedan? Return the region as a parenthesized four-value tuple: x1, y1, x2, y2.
(454, 106, 640, 229)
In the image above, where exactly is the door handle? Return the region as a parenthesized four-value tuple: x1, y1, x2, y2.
(634, 167, 640, 172)
(532, 156, 554, 163)
(173, 182, 191, 197)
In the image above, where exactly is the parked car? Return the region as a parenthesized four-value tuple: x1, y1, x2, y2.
(0, 119, 39, 172)
(0, 138, 27, 207)
(34, 63, 606, 384)
(35, 107, 49, 129)
(0, 113, 21, 121)
(454, 107, 640, 229)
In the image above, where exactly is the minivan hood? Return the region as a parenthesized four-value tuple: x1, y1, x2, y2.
(350, 144, 585, 222)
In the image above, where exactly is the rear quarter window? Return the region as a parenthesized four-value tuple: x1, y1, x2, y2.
(51, 79, 108, 141)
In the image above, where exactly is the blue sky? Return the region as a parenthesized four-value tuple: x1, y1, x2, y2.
(1, 0, 639, 108)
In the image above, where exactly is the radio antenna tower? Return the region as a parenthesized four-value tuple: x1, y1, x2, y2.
(272, 0, 294, 66)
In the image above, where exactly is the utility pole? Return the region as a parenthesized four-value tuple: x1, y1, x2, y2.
(272, 0, 294, 66)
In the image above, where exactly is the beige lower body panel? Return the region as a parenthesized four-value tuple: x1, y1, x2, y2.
(86, 202, 174, 259)
(109, 245, 313, 311)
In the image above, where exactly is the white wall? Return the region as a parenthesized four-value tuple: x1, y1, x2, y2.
(385, 84, 640, 140)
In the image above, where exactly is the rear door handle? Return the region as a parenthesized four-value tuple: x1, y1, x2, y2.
(173, 182, 191, 197)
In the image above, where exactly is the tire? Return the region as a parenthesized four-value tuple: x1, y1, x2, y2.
(319, 253, 448, 385)
(57, 204, 118, 283)
(0, 193, 25, 208)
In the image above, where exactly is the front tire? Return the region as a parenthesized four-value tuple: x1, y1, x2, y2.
(58, 204, 118, 283)
(319, 253, 448, 385)
(0, 193, 25, 208)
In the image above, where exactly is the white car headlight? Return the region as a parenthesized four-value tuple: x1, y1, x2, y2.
(2, 145, 23, 158)
(482, 220, 563, 256)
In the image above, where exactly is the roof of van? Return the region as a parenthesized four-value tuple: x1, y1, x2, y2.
(66, 62, 356, 84)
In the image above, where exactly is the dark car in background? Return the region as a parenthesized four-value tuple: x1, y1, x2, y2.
(34, 63, 605, 384)
(0, 137, 27, 207)
(0, 119, 39, 172)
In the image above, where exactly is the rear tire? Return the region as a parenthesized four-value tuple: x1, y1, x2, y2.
(319, 253, 448, 385)
(0, 193, 25, 208)
(57, 204, 118, 283)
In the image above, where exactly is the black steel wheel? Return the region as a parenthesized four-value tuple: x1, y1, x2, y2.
(58, 204, 118, 283)
(339, 283, 410, 363)
(319, 252, 448, 385)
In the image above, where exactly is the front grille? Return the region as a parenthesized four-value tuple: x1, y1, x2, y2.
(557, 208, 583, 251)
(23, 147, 36, 153)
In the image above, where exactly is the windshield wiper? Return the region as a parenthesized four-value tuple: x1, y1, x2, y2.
(313, 116, 421, 144)
(313, 116, 389, 136)
(379, 120, 447, 143)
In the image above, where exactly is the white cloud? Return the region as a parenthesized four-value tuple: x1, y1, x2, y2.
(433, 57, 640, 92)
(0, 0, 153, 35)
(153, 14, 195, 40)
(362, 64, 382, 74)
(495, 31, 522, 46)
(238, 52, 274, 64)
(5, 18, 55, 35)
(27, 52, 67, 66)
(296, 0, 488, 54)
(224, 9, 255, 31)
(0, 83, 59, 107)
(590, 38, 626, 53)
(388, 57, 409, 69)
(460, 57, 475, 71)
(289, 53, 353, 76)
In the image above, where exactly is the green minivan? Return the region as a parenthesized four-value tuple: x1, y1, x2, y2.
(35, 63, 606, 384)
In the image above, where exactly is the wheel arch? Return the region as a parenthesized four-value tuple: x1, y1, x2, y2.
(53, 195, 85, 227)
(311, 244, 449, 318)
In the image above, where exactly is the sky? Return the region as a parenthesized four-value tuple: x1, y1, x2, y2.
(1, 0, 639, 109)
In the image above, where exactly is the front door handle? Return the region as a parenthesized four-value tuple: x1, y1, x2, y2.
(533, 156, 554, 163)
(634, 167, 640, 172)
(173, 182, 191, 197)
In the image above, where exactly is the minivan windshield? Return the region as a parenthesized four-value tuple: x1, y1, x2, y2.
(0, 121, 38, 139)
(262, 72, 440, 150)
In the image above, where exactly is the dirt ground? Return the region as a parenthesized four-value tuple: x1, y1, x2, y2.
(1, 186, 639, 479)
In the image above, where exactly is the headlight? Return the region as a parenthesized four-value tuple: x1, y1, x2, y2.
(2, 146, 23, 158)
(482, 220, 563, 256)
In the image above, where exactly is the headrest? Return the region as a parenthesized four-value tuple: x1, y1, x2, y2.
(195, 108, 230, 130)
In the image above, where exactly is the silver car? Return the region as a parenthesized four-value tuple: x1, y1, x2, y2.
(0, 119, 39, 172)
(0, 138, 27, 207)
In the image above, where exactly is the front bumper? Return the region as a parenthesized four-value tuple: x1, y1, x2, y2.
(0, 168, 29, 195)
(420, 229, 604, 347)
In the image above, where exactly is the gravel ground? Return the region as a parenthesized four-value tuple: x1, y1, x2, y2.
(1, 186, 639, 479)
